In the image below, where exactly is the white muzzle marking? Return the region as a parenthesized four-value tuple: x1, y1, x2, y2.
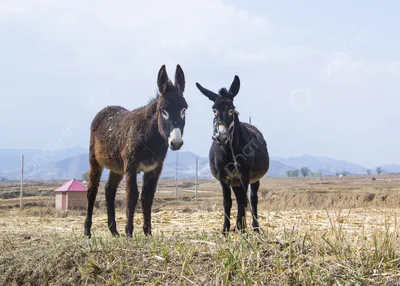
(218, 125, 227, 133)
(168, 128, 182, 146)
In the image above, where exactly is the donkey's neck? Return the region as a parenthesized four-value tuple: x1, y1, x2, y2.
(143, 100, 167, 148)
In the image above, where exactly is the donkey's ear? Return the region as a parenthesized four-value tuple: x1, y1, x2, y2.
(228, 75, 240, 98)
(157, 65, 169, 94)
(175, 64, 185, 93)
(196, 82, 218, 102)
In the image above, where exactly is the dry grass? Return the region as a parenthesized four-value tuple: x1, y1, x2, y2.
(1, 176, 400, 285)
(1, 207, 400, 285)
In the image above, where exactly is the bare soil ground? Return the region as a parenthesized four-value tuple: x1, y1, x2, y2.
(1, 176, 400, 285)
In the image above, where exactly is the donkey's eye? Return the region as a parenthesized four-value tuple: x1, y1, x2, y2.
(228, 109, 235, 115)
(161, 109, 169, 120)
(213, 109, 218, 117)
(181, 108, 186, 119)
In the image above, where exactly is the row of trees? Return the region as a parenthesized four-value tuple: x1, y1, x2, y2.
(286, 170, 299, 177)
(287, 167, 311, 178)
(288, 167, 386, 178)
(366, 167, 383, 175)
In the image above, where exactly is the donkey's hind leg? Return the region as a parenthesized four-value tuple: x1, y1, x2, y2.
(105, 171, 123, 236)
(250, 181, 260, 232)
(84, 154, 103, 238)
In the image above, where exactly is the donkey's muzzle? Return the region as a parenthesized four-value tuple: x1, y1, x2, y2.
(214, 132, 229, 145)
(213, 123, 229, 145)
(168, 128, 183, 150)
(170, 140, 183, 150)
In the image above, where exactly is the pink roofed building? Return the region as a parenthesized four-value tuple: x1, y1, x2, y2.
(55, 178, 87, 210)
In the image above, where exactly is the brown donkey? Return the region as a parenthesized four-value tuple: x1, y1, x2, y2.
(84, 65, 188, 238)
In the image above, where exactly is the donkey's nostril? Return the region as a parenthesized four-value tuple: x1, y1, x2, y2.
(170, 140, 183, 150)
(216, 134, 229, 145)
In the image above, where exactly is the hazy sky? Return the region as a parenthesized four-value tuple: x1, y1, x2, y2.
(0, 0, 399, 167)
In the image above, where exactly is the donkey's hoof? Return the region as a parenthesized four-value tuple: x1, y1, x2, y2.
(125, 230, 133, 238)
(221, 229, 230, 236)
(143, 230, 152, 236)
(112, 231, 120, 237)
(143, 227, 152, 236)
(84, 229, 92, 239)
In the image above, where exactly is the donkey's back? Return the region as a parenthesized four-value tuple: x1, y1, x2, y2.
(89, 105, 132, 174)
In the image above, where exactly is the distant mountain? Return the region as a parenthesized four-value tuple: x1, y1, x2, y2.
(162, 151, 211, 179)
(2, 148, 392, 180)
(26, 154, 91, 180)
(2, 150, 211, 180)
(266, 160, 296, 177)
(271, 155, 366, 175)
(0, 147, 87, 176)
(1, 149, 296, 180)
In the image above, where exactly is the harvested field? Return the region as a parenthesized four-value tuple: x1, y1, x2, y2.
(1, 176, 400, 285)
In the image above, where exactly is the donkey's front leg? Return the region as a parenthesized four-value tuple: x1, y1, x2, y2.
(141, 168, 161, 235)
(232, 176, 250, 232)
(125, 170, 139, 238)
(220, 181, 232, 235)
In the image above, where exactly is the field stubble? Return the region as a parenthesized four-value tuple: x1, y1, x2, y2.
(1, 176, 400, 285)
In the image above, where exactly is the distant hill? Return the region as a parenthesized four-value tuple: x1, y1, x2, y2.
(271, 155, 367, 176)
(1, 150, 211, 180)
(266, 160, 296, 177)
(1, 150, 294, 180)
(0, 147, 87, 176)
(162, 151, 211, 179)
(3, 153, 93, 180)
(2, 148, 394, 180)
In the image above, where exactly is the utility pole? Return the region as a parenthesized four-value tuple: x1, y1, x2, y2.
(248, 117, 252, 200)
(195, 157, 198, 202)
(20, 155, 24, 209)
(175, 152, 179, 198)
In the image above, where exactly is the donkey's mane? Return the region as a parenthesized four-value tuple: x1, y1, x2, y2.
(218, 88, 230, 98)
(148, 94, 159, 105)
